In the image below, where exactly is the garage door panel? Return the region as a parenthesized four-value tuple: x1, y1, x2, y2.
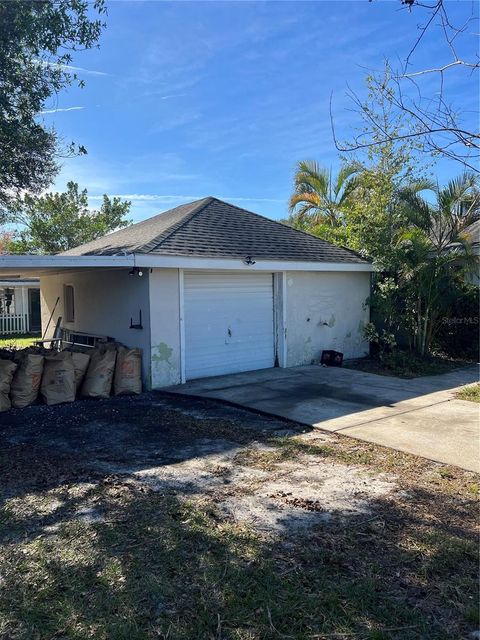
(184, 271, 275, 380)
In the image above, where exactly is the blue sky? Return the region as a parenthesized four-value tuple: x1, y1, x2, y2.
(43, 0, 479, 223)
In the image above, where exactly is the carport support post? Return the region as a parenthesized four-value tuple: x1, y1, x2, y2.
(21, 287, 29, 333)
(179, 268, 186, 383)
(274, 271, 287, 368)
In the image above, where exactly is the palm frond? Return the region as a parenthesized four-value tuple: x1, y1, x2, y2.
(289, 160, 359, 229)
(397, 189, 433, 232)
(401, 178, 437, 195)
(333, 162, 362, 199)
(438, 172, 478, 218)
(288, 192, 322, 220)
(292, 161, 329, 197)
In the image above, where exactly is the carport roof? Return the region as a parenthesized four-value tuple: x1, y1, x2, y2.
(61, 196, 369, 265)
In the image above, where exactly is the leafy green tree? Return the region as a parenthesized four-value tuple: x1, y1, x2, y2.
(336, 73, 477, 357)
(8, 182, 131, 254)
(289, 74, 432, 262)
(0, 0, 106, 213)
(367, 173, 479, 356)
(393, 229, 476, 356)
(345, 169, 435, 271)
(340, 71, 435, 269)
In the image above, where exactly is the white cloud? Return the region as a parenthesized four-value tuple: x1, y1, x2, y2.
(159, 94, 186, 100)
(40, 106, 85, 115)
(38, 59, 109, 77)
(88, 194, 285, 204)
(62, 64, 109, 77)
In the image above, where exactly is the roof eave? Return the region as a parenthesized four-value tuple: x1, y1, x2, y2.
(0, 254, 135, 278)
(133, 253, 374, 272)
(0, 253, 374, 280)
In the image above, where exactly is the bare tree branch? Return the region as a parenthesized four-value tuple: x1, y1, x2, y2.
(332, 0, 479, 171)
(402, 60, 479, 78)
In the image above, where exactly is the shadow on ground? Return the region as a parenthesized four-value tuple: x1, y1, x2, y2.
(0, 481, 477, 639)
(0, 392, 478, 639)
(165, 365, 480, 471)
(0, 392, 302, 503)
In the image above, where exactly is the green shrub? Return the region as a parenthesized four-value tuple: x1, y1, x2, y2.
(377, 350, 461, 377)
(363, 322, 397, 360)
(433, 283, 479, 359)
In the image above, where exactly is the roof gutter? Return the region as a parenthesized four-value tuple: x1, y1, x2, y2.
(0, 254, 135, 278)
(0, 255, 135, 268)
(0, 253, 374, 276)
(133, 254, 374, 272)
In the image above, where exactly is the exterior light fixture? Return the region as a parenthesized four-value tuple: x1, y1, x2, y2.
(129, 267, 143, 277)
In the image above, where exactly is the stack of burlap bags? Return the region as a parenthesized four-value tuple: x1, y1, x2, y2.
(80, 344, 142, 399)
(0, 349, 45, 412)
(0, 358, 18, 412)
(0, 343, 142, 411)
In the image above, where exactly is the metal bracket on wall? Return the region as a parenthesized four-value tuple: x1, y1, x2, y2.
(130, 309, 143, 330)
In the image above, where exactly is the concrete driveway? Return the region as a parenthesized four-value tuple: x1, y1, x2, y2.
(167, 364, 480, 472)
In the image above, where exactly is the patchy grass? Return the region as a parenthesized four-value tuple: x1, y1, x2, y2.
(456, 383, 480, 403)
(0, 333, 39, 350)
(233, 437, 335, 470)
(346, 351, 471, 379)
(0, 399, 478, 640)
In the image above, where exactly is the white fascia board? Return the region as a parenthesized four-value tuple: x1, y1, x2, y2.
(0, 255, 134, 268)
(134, 254, 374, 272)
(0, 280, 40, 286)
(0, 253, 374, 274)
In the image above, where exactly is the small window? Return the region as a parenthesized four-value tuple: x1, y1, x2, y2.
(64, 285, 75, 323)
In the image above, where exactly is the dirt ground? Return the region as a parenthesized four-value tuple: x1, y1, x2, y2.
(0, 392, 478, 639)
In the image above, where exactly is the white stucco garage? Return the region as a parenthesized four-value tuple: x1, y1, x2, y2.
(0, 197, 373, 388)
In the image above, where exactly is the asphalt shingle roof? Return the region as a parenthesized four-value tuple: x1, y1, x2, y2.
(61, 196, 369, 264)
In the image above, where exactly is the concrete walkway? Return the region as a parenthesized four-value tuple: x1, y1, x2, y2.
(166, 364, 480, 472)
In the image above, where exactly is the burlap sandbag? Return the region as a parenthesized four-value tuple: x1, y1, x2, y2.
(81, 345, 116, 399)
(71, 351, 90, 393)
(40, 352, 75, 406)
(0, 359, 17, 412)
(11, 353, 44, 408)
(114, 346, 142, 396)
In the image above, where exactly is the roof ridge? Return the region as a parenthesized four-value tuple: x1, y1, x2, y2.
(135, 197, 214, 254)
(208, 197, 364, 260)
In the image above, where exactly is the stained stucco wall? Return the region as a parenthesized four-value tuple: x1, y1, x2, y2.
(40, 269, 151, 384)
(40, 267, 370, 390)
(149, 268, 182, 388)
(285, 271, 370, 366)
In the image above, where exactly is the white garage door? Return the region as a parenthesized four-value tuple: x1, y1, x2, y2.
(184, 271, 275, 380)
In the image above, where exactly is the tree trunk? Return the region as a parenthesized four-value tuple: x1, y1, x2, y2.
(421, 307, 429, 356)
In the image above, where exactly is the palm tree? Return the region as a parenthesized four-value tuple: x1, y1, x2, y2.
(395, 172, 479, 354)
(288, 161, 361, 228)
